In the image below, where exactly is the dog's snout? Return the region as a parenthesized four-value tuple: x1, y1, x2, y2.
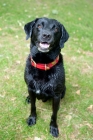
(43, 33, 51, 39)
(42, 32, 51, 40)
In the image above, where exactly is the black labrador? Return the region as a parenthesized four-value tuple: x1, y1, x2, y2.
(24, 17, 69, 137)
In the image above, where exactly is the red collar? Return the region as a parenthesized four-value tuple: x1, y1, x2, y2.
(30, 55, 59, 71)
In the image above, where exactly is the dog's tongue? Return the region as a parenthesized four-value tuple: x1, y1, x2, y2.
(39, 43, 50, 49)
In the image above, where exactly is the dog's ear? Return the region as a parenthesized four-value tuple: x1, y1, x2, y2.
(59, 24, 69, 48)
(24, 18, 38, 40)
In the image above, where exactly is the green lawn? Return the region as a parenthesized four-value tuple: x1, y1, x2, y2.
(0, 0, 93, 139)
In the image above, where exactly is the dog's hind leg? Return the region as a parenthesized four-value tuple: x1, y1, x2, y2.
(26, 95, 31, 103)
(61, 86, 66, 99)
(27, 89, 37, 126)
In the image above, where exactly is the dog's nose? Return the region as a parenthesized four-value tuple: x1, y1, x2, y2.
(42, 32, 51, 40)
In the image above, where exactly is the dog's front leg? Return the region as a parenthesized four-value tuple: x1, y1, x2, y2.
(27, 89, 37, 126)
(50, 96, 60, 137)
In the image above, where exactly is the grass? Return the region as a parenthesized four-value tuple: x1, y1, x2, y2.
(0, 0, 93, 139)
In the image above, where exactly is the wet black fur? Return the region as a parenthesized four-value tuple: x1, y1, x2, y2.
(24, 17, 69, 137)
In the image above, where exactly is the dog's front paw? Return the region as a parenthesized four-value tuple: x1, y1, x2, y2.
(50, 125, 59, 137)
(27, 116, 36, 126)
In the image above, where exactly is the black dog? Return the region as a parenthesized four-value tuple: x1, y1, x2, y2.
(24, 17, 69, 137)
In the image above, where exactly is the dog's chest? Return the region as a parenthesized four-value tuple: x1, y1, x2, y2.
(28, 69, 56, 98)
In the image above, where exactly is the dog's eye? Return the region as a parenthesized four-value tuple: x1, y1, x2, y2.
(55, 28, 58, 32)
(52, 25, 58, 32)
(37, 24, 42, 28)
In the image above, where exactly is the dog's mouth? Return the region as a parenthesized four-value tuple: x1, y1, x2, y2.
(38, 42, 50, 52)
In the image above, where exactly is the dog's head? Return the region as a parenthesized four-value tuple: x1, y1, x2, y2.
(24, 17, 69, 53)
